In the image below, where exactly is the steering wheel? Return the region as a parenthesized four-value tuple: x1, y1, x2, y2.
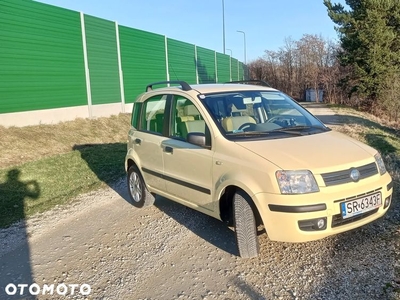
(266, 116, 281, 123)
(238, 122, 256, 131)
(267, 116, 298, 126)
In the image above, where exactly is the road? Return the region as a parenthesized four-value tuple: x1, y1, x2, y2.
(0, 104, 399, 300)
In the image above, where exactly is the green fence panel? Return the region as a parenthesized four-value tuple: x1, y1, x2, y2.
(84, 15, 120, 105)
(119, 26, 166, 103)
(196, 46, 216, 84)
(0, 0, 246, 117)
(0, 0, 87, 114)
(239, 62, 244, 80)
(231, 58, 239, 81)
(167, 39, 197, 84)
(216, 53, 230, 83)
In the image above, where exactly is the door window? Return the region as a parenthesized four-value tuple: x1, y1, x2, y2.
(140, 95, 167, 135)
(170, 97, 202, 139)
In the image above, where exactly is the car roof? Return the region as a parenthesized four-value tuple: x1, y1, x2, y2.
(145, 82, 278, 95)
(190, 83, 278, 94)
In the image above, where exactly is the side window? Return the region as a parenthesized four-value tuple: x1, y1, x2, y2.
(140, 95, 167, 135)
(171, 96, 211, 148)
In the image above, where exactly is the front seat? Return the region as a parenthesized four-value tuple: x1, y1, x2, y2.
(179, 105, 205, 138)
(222, 104, 256, 131)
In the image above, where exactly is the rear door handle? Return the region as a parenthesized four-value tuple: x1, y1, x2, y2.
(164, 146, 173, 154)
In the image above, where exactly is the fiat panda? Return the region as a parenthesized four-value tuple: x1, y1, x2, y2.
(125, 80, 393, 258)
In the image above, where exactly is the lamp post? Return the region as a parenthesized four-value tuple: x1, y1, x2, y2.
(226, 48, 232, 56)
(222, 0, 225, 54)
(236, 30, 246, 65)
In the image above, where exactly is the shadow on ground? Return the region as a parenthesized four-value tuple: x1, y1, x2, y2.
(73, 143, 238, 255)
(72, 143, 128, 200)
(337, 114, 398, 135)
(153, 195, 239, 256)
(0, 169, 39, 299)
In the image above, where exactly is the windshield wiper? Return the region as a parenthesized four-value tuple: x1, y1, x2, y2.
(227, 126, 327, 138)
(226, 131, 271, 137)
(271, 125, 327, 135)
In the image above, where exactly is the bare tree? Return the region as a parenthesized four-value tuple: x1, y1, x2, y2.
(248, 34, 342, 103)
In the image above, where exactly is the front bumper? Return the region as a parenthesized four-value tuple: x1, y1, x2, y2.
(254, 172, 393, 243)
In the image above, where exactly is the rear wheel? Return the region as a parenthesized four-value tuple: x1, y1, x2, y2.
(127, 165, 155, 208)
(233, 191, 260, 258)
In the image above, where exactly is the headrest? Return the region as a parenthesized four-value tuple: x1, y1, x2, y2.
(231, 97, 246, 110)
(231, 104, 246, 113)
(183, 105, 199, 116)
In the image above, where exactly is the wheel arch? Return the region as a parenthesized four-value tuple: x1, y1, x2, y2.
(219, 185, 263, 227)
(126, 157, 137, 172)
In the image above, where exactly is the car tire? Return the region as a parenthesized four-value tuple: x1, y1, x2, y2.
(127, 165, 155, 208)
(233, 191, 260, 258)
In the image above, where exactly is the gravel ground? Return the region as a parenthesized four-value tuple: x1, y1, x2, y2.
(0, 104, 399, 300)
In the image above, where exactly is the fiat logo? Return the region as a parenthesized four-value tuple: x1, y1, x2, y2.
(350, 168, 360, 182)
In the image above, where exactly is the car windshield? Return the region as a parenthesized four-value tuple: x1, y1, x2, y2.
(200, 90, 329, 140)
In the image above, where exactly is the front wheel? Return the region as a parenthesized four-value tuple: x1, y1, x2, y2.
(127, 165, 155, 208)
(233, 191, 260, 258)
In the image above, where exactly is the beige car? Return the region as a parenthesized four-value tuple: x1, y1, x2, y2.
(125, 80, 393, 258)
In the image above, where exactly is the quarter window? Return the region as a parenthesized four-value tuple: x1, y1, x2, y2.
(131, 102, 142, 128)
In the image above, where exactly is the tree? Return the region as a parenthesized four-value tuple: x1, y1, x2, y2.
(248, 35, 342, 102)
(296, 34, 329, 102)
(324, 0, 400, 111)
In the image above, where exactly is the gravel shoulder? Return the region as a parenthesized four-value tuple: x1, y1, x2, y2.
(0, 103, 399, 300)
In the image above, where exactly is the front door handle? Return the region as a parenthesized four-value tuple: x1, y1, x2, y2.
(134, 138, 141, 145)
(164, 146, 173, 154)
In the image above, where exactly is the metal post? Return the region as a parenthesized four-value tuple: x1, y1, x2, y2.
(115, 21, 125, 113)
(80, 12, 92, 118)
(222, 0, 225, 54)
(226, 48, 232, 81)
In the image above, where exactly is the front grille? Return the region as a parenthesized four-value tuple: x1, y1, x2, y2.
(321, 162, 378, 186)
(331, 208, 378, 228)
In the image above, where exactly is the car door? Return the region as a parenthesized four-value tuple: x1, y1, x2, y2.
(161, 96, 214, 212)
(131, 94, 169, 193)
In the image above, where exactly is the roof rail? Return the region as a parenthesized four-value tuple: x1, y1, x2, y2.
(146, 81, 192, 92)
(225, 80, 271, 87)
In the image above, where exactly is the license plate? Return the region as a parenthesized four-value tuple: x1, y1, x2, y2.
(340, 192, 381, 219)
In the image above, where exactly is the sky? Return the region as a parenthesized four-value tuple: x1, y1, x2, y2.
(36, 0, 346, 63)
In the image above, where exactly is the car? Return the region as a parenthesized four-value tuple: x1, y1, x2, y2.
(125, 80, 393, 258)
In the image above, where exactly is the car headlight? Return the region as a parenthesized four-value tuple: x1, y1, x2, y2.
(374, 153, 387, 175)
(276, 170, 319, 194)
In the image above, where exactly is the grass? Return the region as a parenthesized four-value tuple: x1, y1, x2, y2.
(328, 105, 400, 181)
(0, 114, 131, 228)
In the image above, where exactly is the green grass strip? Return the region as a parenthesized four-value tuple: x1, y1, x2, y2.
(0, 142, 126, 228)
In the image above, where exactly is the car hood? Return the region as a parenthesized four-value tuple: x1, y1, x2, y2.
(235, 131, 377, 174)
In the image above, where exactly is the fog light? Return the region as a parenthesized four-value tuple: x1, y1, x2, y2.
(298, 217, 327, 231)
(384, 196, 391, 209)
(317, 218, 325, 229)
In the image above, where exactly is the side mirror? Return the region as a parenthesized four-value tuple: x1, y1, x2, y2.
(187, 132, 210, 149)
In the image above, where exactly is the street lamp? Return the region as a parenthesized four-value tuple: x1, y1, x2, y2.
(225, 48, 232, 56)
(222, 0, 225, 54)
(237, 30, 246, 65)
